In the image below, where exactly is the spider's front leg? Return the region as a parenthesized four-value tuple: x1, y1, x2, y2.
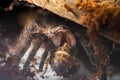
(39, 41, 56, 78)
(11, 21, 37, 70)
(21, 33, 49, 76)
(39, 40, 55, 72)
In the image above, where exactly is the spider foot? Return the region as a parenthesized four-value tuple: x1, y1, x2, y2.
(41, 75, 45, 79)
(20, 68, 36, 80)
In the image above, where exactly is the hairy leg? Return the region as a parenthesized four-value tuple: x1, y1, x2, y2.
(39, 43, 50, 71)
(11, 22, 36, 70)
(39, 40, 56, 78)
(21, 33, 48, 75)
(80, 36, 97, 67)
(12, 38, 32, 70)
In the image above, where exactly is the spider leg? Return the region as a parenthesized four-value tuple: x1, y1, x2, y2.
(39, 41, 55, 77)
(41, 57, 50, 78)
(21, 33, 48, 75)
(11, 38, 32, 70)
(11, 21, 37, 70)
(11, 22, 35, 70)
(80, 36, 97, 67)
(39, 43, 50, 71)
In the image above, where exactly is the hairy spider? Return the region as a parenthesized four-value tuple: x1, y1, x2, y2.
(10, 9, 80, 78)
(11, 9, 101, 79)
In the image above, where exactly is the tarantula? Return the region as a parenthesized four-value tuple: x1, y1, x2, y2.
(11, 8, 107, 79)
(11, 9, 85, 78)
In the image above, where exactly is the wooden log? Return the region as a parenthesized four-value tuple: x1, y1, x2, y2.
(19, 0, 120, 44)
(22, 0, 117, 26)
(20, 0, 83, 25)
